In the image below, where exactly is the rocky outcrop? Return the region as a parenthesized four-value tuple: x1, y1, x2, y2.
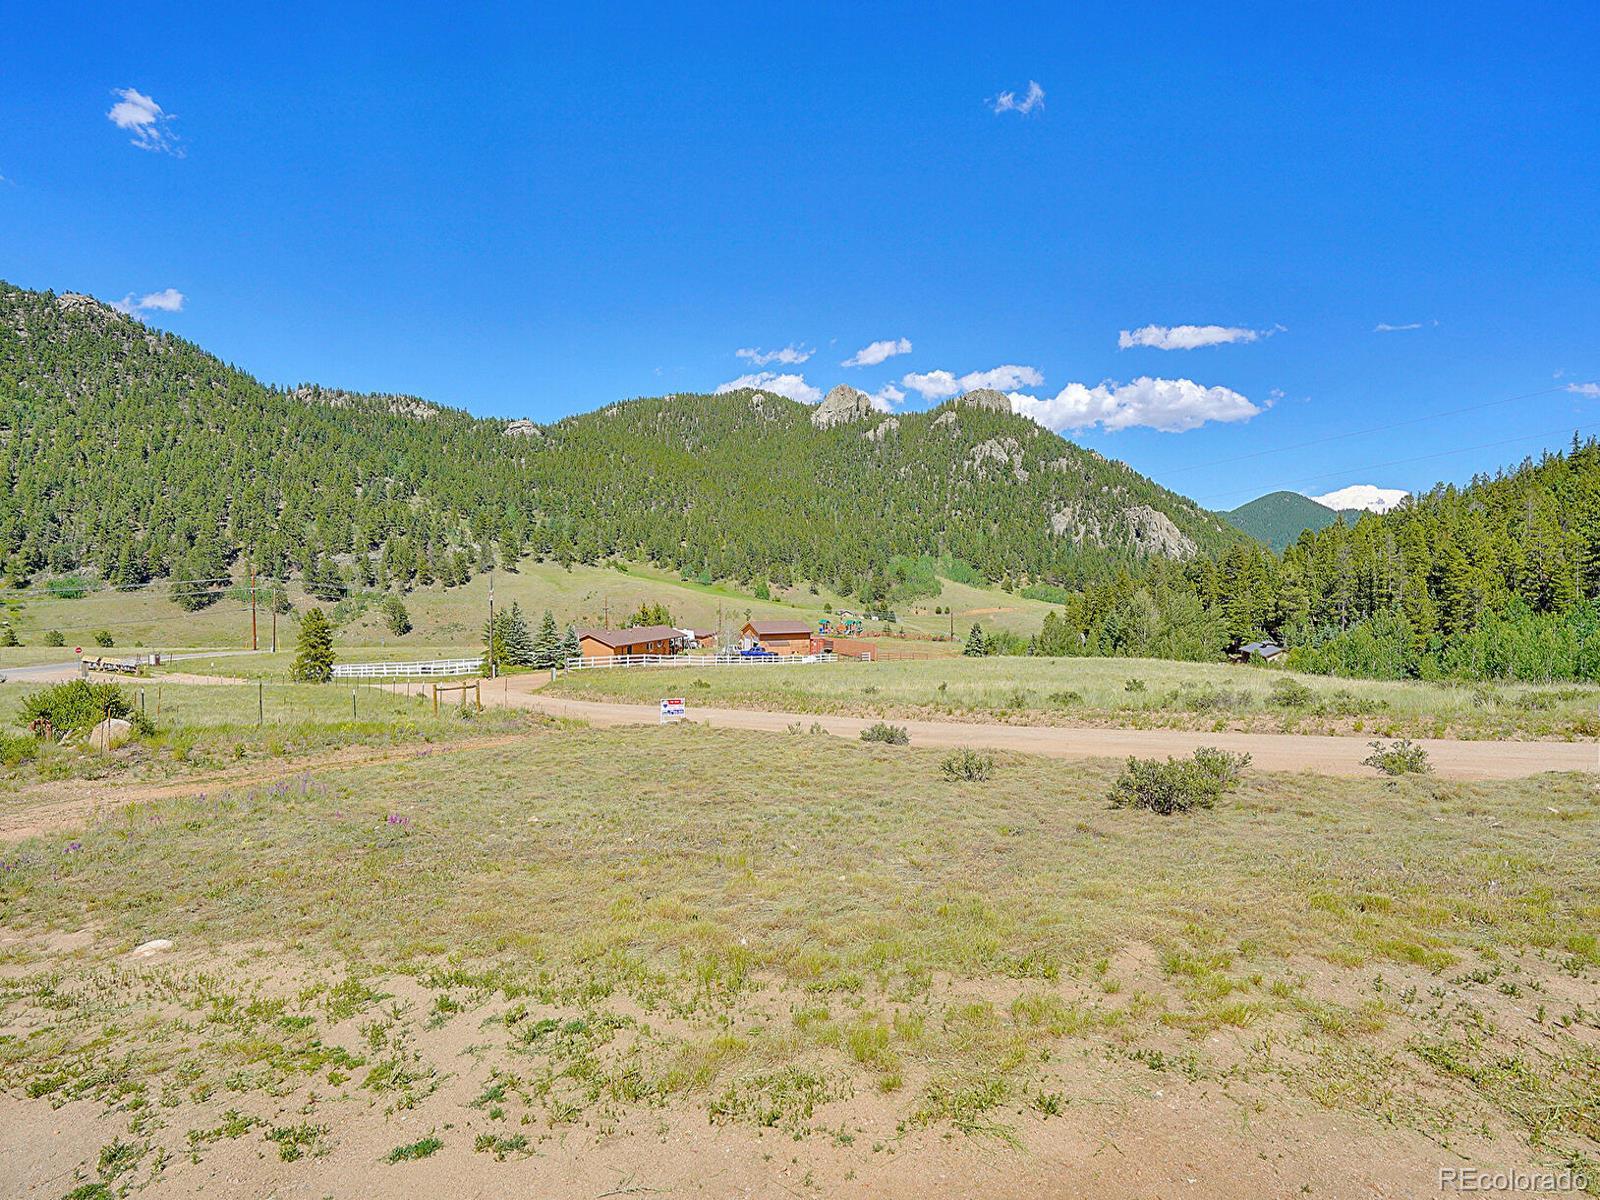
(504, 418, 542, 438)
(864, 417, 899, 442)
(956, 388, 1013, 413)
(1124, 505, 1198, 559)
(968, 437, 1028, 481)
(932, 410, 960, 431)
(811, 385, 875, 429)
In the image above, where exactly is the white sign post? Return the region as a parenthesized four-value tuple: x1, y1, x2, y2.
(659, 697, 687, 724)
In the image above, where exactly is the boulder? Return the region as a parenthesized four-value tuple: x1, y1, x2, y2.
(130, 938, 173, 959)
(811, 385, 875, 429)
(86, 717, 135, 751)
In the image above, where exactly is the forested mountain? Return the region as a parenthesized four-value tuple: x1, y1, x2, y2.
(1224, 490, 1354, 552)
(0, 283, 1238, 607)
(1040, 438, 1600, 680)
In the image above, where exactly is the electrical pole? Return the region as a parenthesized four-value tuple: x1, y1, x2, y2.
(271, 606, 277, 653)
(250, 559, 258, 651)
(487, 569, 496, 678)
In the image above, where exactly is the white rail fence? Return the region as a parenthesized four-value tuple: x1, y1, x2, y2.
(565, 652, 843, 671)
(332, 657, 484, 679)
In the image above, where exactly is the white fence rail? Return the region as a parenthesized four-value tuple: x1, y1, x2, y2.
(332, 657, 484, 679)
(565, 652, 839, 671)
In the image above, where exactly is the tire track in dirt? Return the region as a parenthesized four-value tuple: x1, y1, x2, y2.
(0, 732, 532, 843)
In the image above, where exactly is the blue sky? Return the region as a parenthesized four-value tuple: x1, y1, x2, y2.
(4, 2, 1598, 511)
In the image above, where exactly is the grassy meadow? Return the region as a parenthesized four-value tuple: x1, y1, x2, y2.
(0, 559, 1049, 670)
(0, 676, 535, 789)
(548, 655, 1600, 741)
(0, 725, 1595, 1194)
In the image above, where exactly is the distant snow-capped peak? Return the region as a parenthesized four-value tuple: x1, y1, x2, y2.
(1307, 484, 1409, 514)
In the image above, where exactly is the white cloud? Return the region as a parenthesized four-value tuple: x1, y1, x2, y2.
(714, 372, 822, 404)
(1568, 382, 1600, 398)
(901, 370, 959, 400)
(902, 364, 1043, 401)
(107, 87, 183, 155)
(735, 344, 811, 366)
(1010, 376, 1260, 433)
(1307, 485, 1408, 514)
(110, 287, 186, 316)
(992, 80, 1045, 115)
(865, 384, 905, 412)
(1373, 320, 1437, 332)
(1118, 323, 1274, 350)
(842, 337, 912, 368)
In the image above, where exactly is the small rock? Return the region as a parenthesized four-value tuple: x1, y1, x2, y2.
(130, 939, 173, 959)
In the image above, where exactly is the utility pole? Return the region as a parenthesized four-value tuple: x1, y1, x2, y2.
(249, 559, 258, 651)
(603, 596, 609, 629)
(271, 606, 278, 654)
(487, 569, 497, 678)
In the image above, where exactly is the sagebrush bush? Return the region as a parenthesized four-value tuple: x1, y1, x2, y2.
(1107, 747, 1251, 814)
(1267, 678, 1314, 708)
(43, 630, 65, 647)
(940, 747, 994, 782)
(1361, 738, 1431, 776)
(1123, 678, 1147, 694)
(860, 721, 909, 746)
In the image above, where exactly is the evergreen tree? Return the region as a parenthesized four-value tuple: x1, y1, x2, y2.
(291, 608, 335, 682)
(492, 602, 531, 666)
(559, 624, 581, 665)
(532, 608, 560, 668)
(964, 622, 989, 657)
(380, 595, 411, 636)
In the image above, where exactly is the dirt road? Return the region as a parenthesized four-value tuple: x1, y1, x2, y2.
(497, 684, 1591, 780)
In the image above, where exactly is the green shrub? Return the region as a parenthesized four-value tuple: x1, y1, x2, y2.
(0, 624, 16, 647)
(860, 721, 909, 746)
(1267, 678, 1314, 708)
(383, 1135, 443, 1163)
(1123, 678, 1146, 694)
(0, 732, 39, 767)
(940, 747, 994, 781)
(43, 629, 65, 647)
(18, 680, 152, 738)
(93, 629, 114, 647)
(1108, 747, 1251, 815)
(1048, 689, 1082, 707)
(1361, 738, 1431, 776)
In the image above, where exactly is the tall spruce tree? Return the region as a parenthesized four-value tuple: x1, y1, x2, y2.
(532, 609, 561, 668)
(291, 608, 335, 682)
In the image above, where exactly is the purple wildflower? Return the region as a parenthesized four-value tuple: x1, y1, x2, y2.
(65, 841, 82, 854)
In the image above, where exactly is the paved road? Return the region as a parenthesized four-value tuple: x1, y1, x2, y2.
(0, 649, 263, 684)
(500, 685, 1592, 781)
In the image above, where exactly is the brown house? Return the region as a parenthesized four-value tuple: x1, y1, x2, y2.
(576, 625, 686, 659)
(742, 618, 814, 656)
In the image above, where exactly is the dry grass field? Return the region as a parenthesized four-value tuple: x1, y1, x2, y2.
(549, 655, 1600, 742)
(1, 720, 1595, 1197)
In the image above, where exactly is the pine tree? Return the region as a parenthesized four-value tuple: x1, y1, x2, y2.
(964, 622, 989, 657)
(291, 608, 335, 682)
(532, 608, 560, 668)
(483, 611, 510, 676)
(500, 602, 535, 666)
(559, 624, 581, 665)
